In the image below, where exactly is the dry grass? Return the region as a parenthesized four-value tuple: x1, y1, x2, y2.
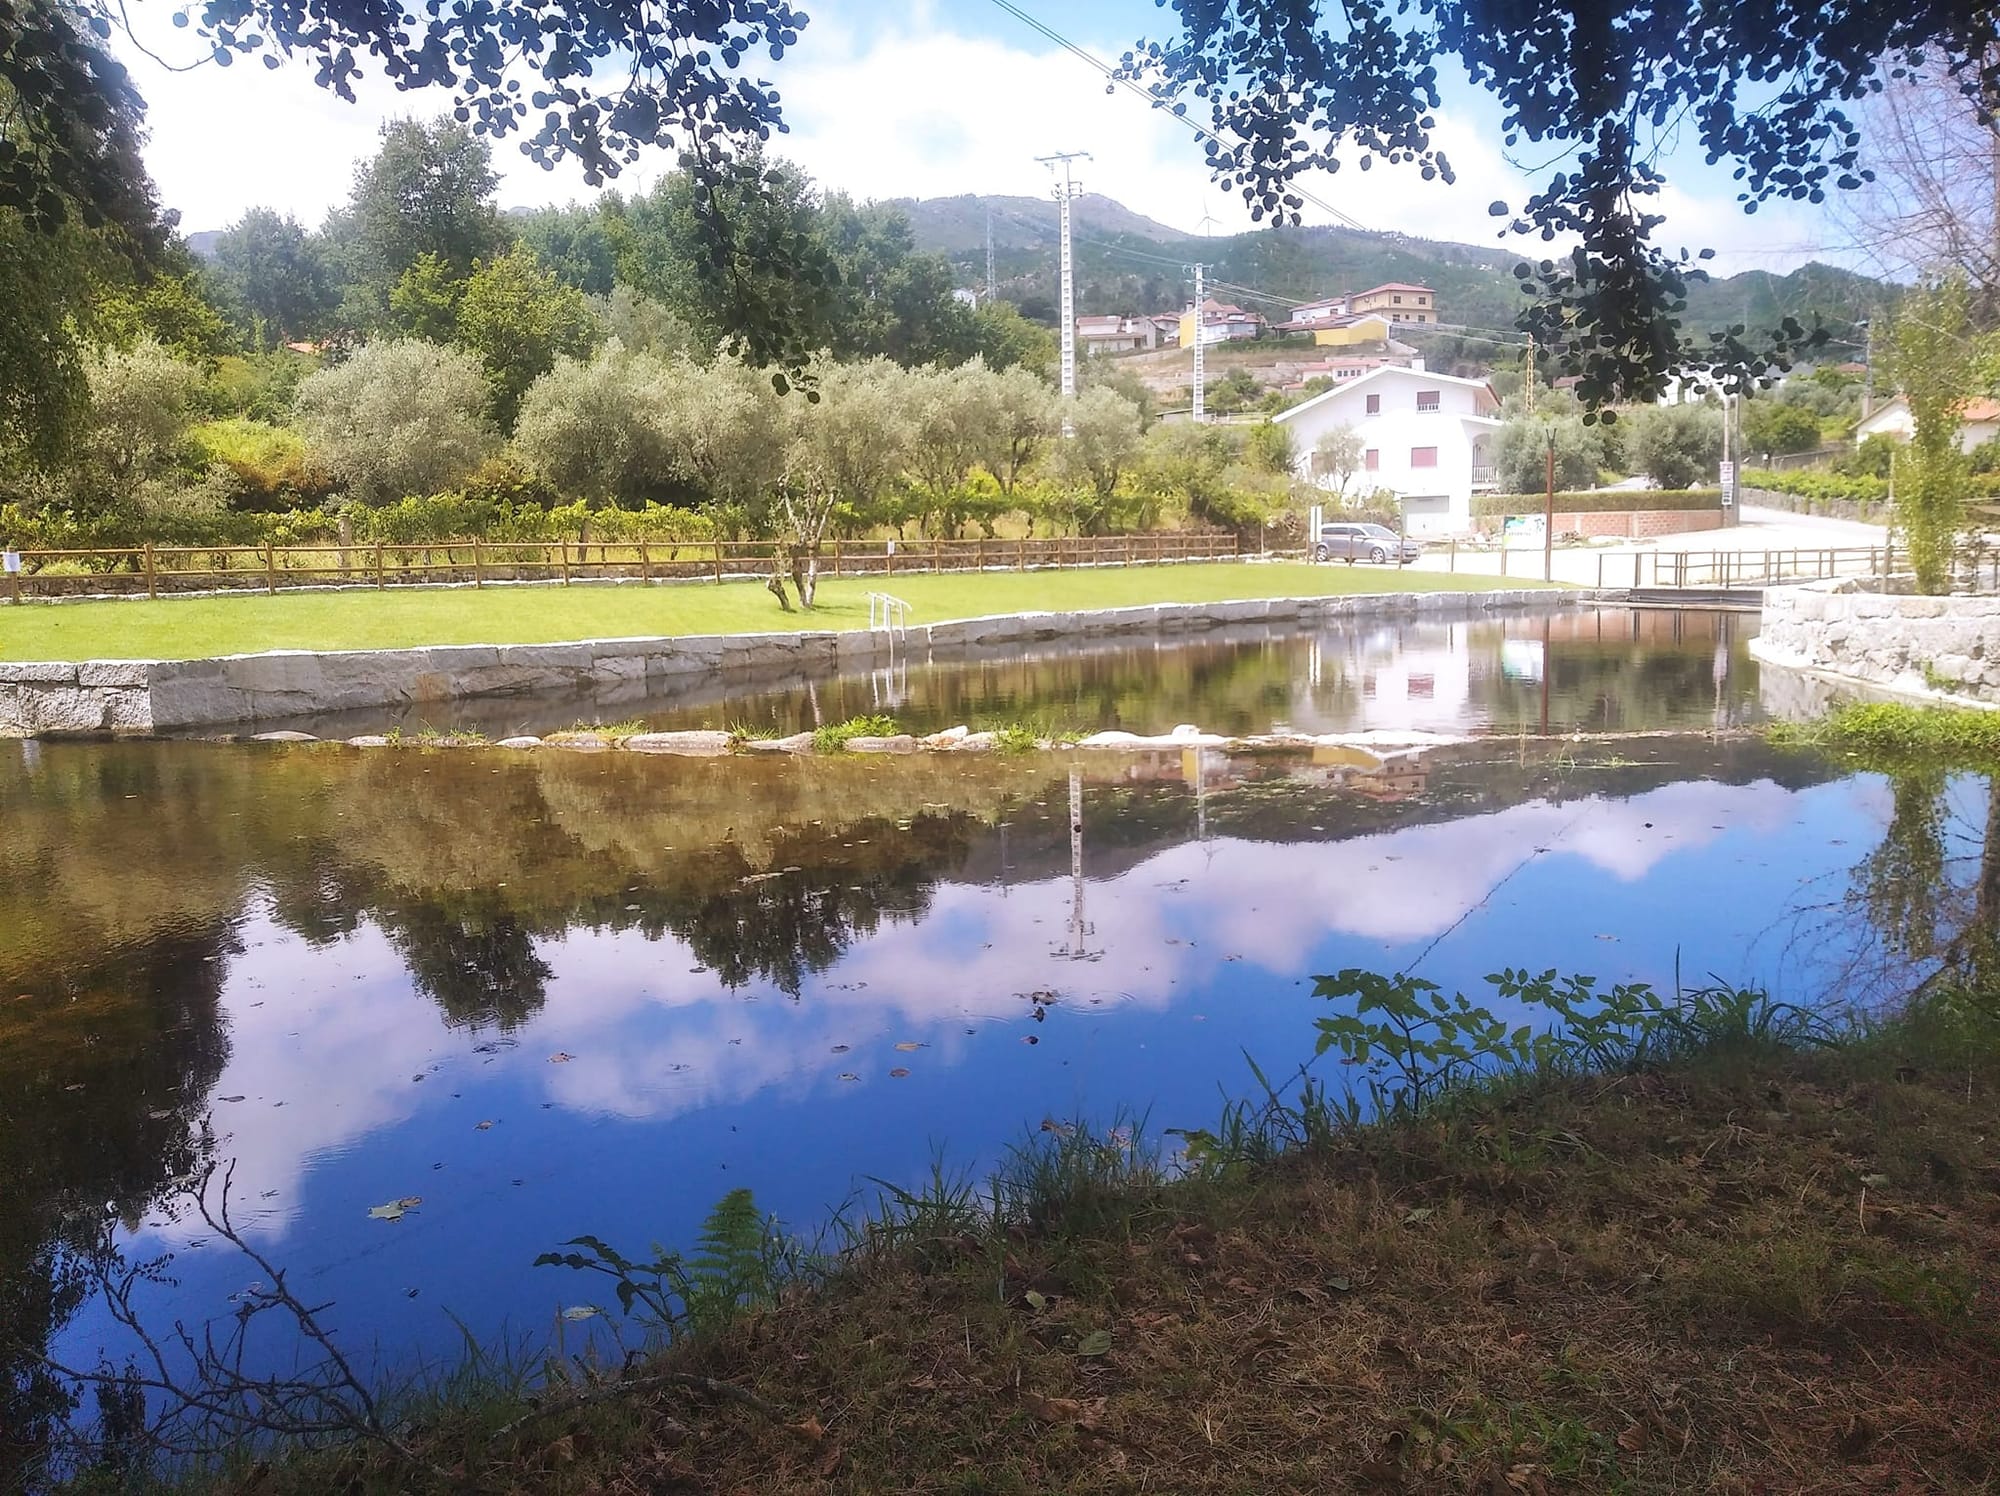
(194, 1017, 2000, 1496)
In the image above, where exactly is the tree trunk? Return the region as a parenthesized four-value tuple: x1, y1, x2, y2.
(765, 562, 793, 612)
(791, 548, 818, 609)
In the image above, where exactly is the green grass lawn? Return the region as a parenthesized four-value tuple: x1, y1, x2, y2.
(0, 564, 1558, 662)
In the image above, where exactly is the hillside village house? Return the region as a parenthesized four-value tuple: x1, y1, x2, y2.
(1348, 283, 1436, 325)
(1853, 394, 2000, 452)
(1076, 314, 1157, 355)
(1178, 298, 1267, 346)
(1273, 365, 1501, 537)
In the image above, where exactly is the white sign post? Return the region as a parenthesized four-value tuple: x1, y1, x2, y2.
(2, 546, 19, 603)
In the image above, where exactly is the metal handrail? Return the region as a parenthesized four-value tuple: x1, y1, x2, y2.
(866, 591, 913, 633)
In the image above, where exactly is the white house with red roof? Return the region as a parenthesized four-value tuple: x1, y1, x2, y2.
(1853, 394, 2000, 452)
(1272, 365, 1501, 536)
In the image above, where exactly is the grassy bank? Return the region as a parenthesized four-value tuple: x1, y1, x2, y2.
(50, 972, 2000, 1495)
(0, 563, 1556, 662)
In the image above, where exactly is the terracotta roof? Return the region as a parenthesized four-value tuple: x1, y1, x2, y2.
(1352, 282, 1434, 296)
(1965, 398, 2000, 422)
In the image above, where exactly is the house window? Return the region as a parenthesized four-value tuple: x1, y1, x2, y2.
(1417, 296, 1429, 306)
(1416, 390, 1440, 412)
(1393, 294, 1403, 304)
(1364, 448, 1380, 472)
(1411, 447, 1438, 468)
(1365, 393, 1380, 414)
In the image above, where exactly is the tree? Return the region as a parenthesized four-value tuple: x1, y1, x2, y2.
(972, 300, 1056, 374)
(1741, 399, 1825, 459)
(1052, 387, 1144, 533)
(1492, 413, 1613, 494)
(516, 205, 619, 297)
(1116, 1, 1998, 403)
(78, 339, 203, 512)
(592, 286, 697, 360)
(1832, 52, 2000, 325)
(454, 249, 602, 429)
(0, 214, 103, 466)
(982, 367, 1060, 496)
(344, 118, 510, 321)
(293, 340, 495, 503)
(387, 253, 466, 344)
(1310, 426, 1364, 500)
(512, 342, 681, 506)
(1243, 420, 1296, 475)
(1886, 275, 1999, 593)
(904, 362, 1001, 537)
(776, 359, 911, 605)
(211, 209, 337, 348)
(1628, 403, 1723, 490)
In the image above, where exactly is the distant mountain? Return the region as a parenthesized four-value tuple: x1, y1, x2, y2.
(902, 192, 1887, 354)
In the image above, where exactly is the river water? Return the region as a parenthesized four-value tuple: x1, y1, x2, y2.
(5, 608, 1986, 1478)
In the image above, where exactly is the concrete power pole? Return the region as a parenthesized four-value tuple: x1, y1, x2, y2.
(1038, 151, 1090, 401)
(985, 208, 996, 302)
(1187, 261, 1206, 421)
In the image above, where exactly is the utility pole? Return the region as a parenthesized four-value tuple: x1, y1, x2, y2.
(1038, 151, 1090, 402)
(1187, 261, 1206, 421)
(985, 208, 996, 302)
(1524, 332, 1537, 412)
(1860, 318, 1875, 419)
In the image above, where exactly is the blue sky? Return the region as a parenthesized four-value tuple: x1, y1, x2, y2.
(116, 0, 1850, 275)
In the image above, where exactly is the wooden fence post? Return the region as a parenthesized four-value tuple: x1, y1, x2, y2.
(832, 538, 842, 576)
(375, 540, 385, 588)
(264, 544, 277, 594)
(639, 539, 651, 585)
(473, 537, 483, 589)
(144, 542, 157, 600)
(713, 541, 723, 584)
(559, 542, 571, 586)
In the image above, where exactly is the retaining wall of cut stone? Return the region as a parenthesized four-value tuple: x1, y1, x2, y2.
(0, 588, 1603, 737)
(1751, 577, 2000, 706)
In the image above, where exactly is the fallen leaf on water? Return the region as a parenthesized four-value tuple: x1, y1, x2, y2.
(1075, 1329, 1113, 1357)
(218, 1095, 245, 1103)
(839, 1072, 859, 1081)
(889, 1067, 910, 1078)
(561, 1305, 599, 1321)
(830, 1044, 850, 1054)
(548, 1052, 574, 1064)
(474, 1120, 495, 1131)
(367, 1196, 422, 1222)
(894, 1041, 926, 1052)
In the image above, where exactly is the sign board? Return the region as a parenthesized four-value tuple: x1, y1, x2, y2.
(1501, 514, 1546, 546)
(1718, 460, 1736, 507)
(1, 549, 19, 575)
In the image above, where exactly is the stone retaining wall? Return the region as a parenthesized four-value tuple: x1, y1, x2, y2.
(1, 588, 1600, 737)
(1751, 577, 2000, 704)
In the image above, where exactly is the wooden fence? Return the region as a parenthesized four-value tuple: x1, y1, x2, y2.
(1, 531, 1250, 601)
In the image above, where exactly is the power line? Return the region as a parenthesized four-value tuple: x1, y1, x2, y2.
(982, 0, 1371, 234)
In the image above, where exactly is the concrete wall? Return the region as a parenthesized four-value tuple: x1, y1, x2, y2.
(1479, 508, 1724, 540)
(1752, 577, 2000, 704)
(0, 588, 1599, 737)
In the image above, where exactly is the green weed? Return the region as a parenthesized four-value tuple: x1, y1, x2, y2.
(810, 714, 899, 753)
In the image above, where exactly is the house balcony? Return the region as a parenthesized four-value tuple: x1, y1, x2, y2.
(1471, 465, 1497, 489)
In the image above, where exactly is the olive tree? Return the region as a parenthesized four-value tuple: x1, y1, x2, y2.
(1627, 403, 1723, 490)
(1886, 275, 2000, 593)
(1050, 387, 1144, 534)
(511, 341, 678, 505)
(79, 339, 203, 512)
(294, 339, 495, 503)
(982, 366, 1060, 496)
(776, 358, 911, 607)
(905, 360, 1002, 538)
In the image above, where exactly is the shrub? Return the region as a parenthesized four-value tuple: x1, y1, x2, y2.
(1738, 468, 1887, 504)
(189, 419, 329, 506)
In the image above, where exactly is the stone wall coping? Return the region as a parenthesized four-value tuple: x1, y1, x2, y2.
(2, 586, 1608, 737)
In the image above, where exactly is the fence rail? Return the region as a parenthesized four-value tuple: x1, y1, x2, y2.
(1548, 545, 1894, 590)
(0, 531, 1248, 601)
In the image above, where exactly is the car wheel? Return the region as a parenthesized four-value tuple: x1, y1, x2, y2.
(1312, 543, 1329, 562)
(1368, 546, 1387, 563)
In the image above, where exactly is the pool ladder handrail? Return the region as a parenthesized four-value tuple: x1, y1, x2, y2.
(866, 591, 913, 635)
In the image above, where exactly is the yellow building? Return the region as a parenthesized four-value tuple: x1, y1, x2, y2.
(1311, 313, 1393, 347)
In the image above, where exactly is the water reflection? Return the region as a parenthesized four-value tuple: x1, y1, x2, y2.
(5, 724, 1982, 1483)
(245, 607, 1761, 741)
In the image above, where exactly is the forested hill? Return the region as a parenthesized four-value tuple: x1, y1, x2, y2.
(893, 193, 1887, 345)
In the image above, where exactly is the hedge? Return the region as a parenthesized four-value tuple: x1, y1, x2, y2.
(1739, 469, 1886, 503)
(0, 497, 719, 562)
(1471, 488, 1722, 518)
